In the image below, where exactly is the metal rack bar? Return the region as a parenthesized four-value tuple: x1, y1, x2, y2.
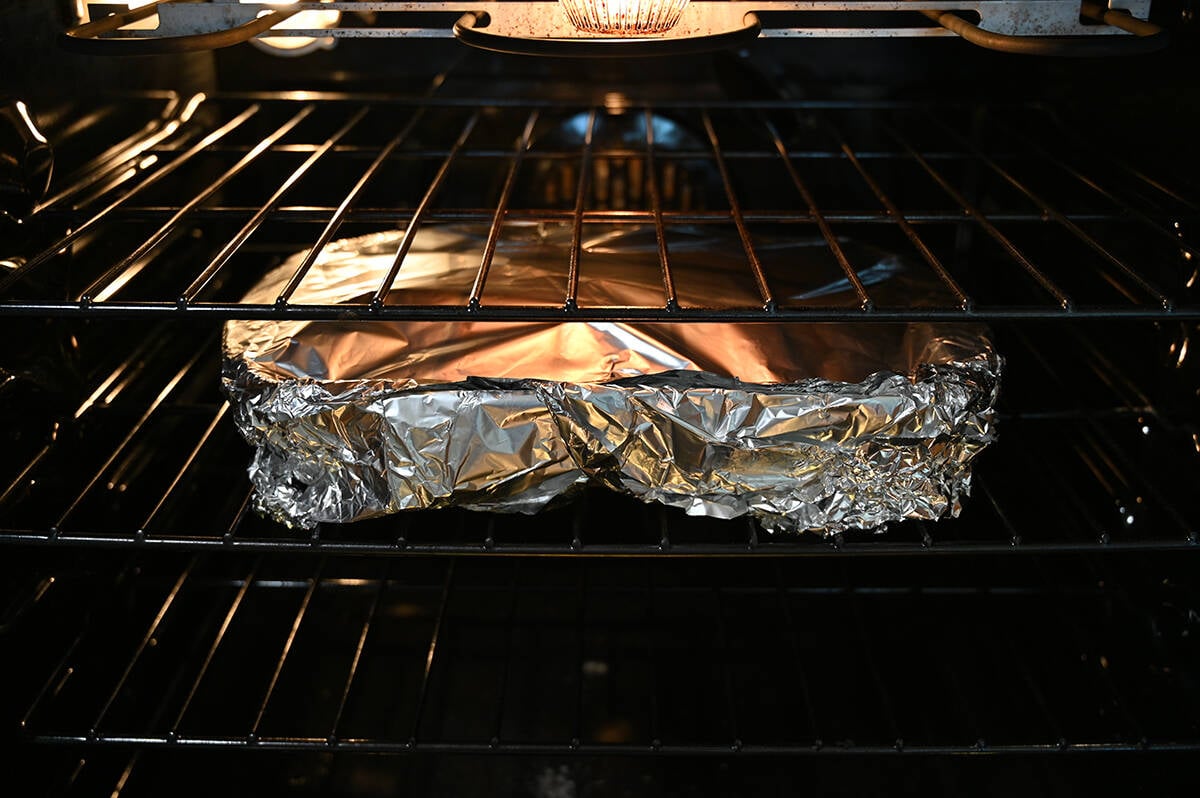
(372, 112, 480, 309)
(1038, 107, 1200, 215)
(0, 331, 169, 507)
(406, 560, 456, 748)
(53, 346, 210, 531)
(19, 559, 140, 732)
(644, 107, 679, 310)
(274, 109, 428, 306)
(983, 582, 1066, 745)
(43, 206, 1156, 226)
(773, 563, 820, 744)
(27, 735, 1200, 754)
(1031, 557, 1148, 744)
(469, 110, 539, 310)
(843, 568, 901, 747)
(572, 564, 588, 748)
(885, 123, 1074, 310)
(167, 558, 261, 737)
(701, 111, 775, 310)
(489, 560, 522, 745)
(645, 562, 663, 748)
(80, 105, 316, 303)
(999, 120, 1200, 263)
(34, 93, 195, 214)
(760, 114, 873, 310)
(328, 562, 391, 741)
(565, 109, 598, 311)
(90, 557, 197, 736)
(139, 403, 229, 533)
(817, 116, 971, 309)
(709, 586, 742, 749)
(248, 558, 323, 740)
(0, 104, 261, 296)
(181, 106, 371, 304)
(927, 110, 1173, 309)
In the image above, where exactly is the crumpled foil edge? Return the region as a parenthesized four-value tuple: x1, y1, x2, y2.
(223, 350, 1001, 535)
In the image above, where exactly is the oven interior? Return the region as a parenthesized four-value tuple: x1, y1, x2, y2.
(1, 4, 1199, 794)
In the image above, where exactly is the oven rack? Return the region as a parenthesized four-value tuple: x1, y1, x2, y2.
(2, 92, 1197, 323)
(7, 552, 1200, 756)
(0, 319, 1195, 556)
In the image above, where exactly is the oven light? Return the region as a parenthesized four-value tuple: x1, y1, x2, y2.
(559, 0, 690, 35)
(240, 0, 341, 57)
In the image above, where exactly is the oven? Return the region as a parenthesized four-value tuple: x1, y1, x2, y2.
(2, 1, 1198, 794)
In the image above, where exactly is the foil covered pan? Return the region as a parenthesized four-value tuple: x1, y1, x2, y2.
(223, 223, 1000, 533)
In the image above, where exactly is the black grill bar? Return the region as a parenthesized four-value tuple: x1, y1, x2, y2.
(469, 110, 539, 310)
(997, 118, 1200, 263)
(167, 558, 261, 738)
(709, 586, 743, 750)
(18, 559, 139, 734)
(274, 108, 428, 307)
(42, 206, 1154, 225)
(52, 345, 210, 532)
(644, 107, 679, 310)
(407, 560, 455, 748)
(565, 109, 598, 311)
(373, 112, 480, 309)
(1038, 108, 1200, 215)
(34, 92, 196, 214)
(773, 563, 820, 743)
(181, 106, 372, 305)
(884, 123, 1075, 311)
(0, 103, 262, 296)
(140, 403, 229, 534)
(249, 559, 324, 740)
(490, 561, 523, 745)
(760, 114, 873, 311)
(90, 558, 198, 737)
(80, 105, 317, 304)
(5, 95, 1197, 323)
(818, 116, 971, 310)
(700, 111, 775, 311)
(15, 555, 1200, 757)
(926, 111, 1173, 310)
(328, 562, 390, 742)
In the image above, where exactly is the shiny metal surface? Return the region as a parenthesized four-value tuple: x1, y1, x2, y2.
(223, 223, 1000, 531)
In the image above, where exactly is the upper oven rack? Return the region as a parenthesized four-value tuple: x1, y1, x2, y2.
(2, 92, 1197, 323)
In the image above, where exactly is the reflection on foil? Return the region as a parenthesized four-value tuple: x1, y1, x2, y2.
(223, 223, 1001, 533)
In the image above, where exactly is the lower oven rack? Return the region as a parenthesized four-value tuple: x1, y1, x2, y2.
(5, 552, 1199, 756)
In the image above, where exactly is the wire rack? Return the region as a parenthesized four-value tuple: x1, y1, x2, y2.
(7, 551, 1199, 756)
(0, 315, 1195, 554)
(2, 91, 1197, 322)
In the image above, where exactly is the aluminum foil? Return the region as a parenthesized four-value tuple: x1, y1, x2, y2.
(223, 223, 1000, 533)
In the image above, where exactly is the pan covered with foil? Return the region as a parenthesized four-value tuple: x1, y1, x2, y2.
(222, 223, 1000, 533)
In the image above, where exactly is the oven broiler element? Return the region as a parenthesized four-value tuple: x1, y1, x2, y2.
(64, 0, 1167, 57)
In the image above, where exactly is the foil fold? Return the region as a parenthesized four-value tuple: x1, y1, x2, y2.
(223, 223, 1000, 533)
